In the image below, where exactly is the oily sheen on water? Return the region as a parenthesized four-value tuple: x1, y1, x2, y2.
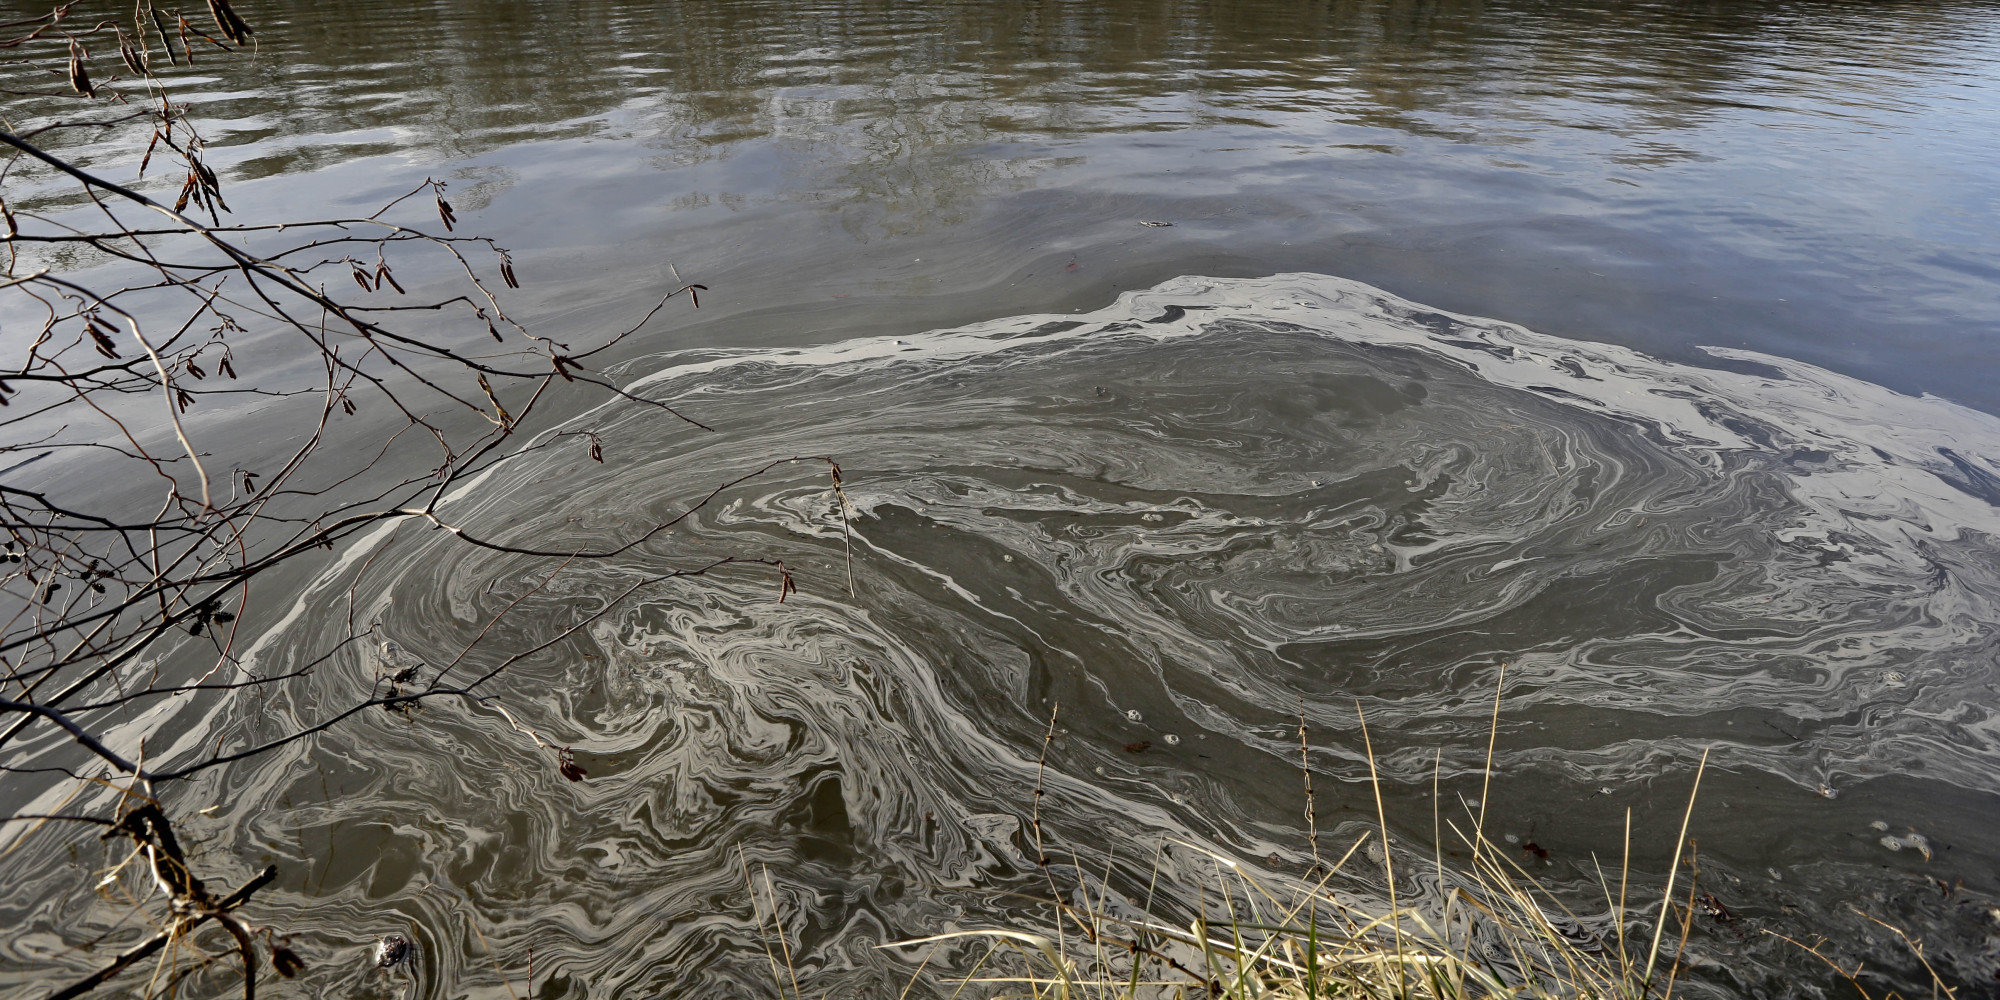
(13, 274, 2000, 998)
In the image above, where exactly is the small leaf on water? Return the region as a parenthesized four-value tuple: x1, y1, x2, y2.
(1123, 740, 1151, 754)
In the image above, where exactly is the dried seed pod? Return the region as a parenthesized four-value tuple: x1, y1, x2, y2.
(67, 42, 95, 97)
(587, 437, 603, 462)
(218, 356, 237, 379)
(476, 374, 511, 426)
(175, 387, 195, 412)
(139, 131, 161, 175)
(119, 32, 145, 75)
(150, 8, 179, 65)
(436, 194, 456, 231)
(186, 361, 205, 379)
(499, 256, 519, 288)
(352, 267, 373, 292)
(207, 0, 252, 44)
(375, 263, 405, 294)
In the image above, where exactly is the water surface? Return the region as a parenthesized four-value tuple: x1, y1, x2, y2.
(6, 1, 2000, 997)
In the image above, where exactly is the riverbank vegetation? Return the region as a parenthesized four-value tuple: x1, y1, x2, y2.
(872, 705, 1953, 1000)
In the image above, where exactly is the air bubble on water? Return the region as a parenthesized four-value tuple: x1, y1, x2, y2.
(1768, 868, 1783, 881)
(1504, 834, 1520, 844)
(1879, 836, 1904, 852)
(1142, 513, 1163, 522)
(1599, 787, 1614, 795)
(1002, 554, 1014, 562)
(1164, 734, 1181, 745)
(1869, 820, 1889, 832)
(1124, 709, 1142, 722)
(1094, 765, 1106, 776)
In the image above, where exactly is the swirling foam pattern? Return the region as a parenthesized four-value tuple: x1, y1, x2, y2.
(9, 273, 2000, 997)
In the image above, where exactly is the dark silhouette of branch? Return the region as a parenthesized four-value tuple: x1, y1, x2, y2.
(1, 6, 833, 998)
(44, 865, 278, 1000)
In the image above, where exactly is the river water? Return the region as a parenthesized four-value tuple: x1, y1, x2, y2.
(6, 1, 2000, 997)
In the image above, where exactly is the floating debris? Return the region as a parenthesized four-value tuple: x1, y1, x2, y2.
(272, 942, 307, 978)
(1123, 740, 1152, 753)
(1163, 734, 1181, 745)
(1138, 221, 1173, 227)
(558, 746, 588, 782)
(1124, 709, 1143, 722)
(374, 933, 411, 969)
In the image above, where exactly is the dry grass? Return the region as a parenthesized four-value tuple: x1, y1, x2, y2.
(875, 683, 1955, 1000)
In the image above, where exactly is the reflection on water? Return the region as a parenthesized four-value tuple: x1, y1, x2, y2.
(17, 1, 1996, 174)
(6, 0, 1999, 416)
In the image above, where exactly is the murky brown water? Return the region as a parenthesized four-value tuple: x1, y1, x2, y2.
(7, 1, 2000, 997)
